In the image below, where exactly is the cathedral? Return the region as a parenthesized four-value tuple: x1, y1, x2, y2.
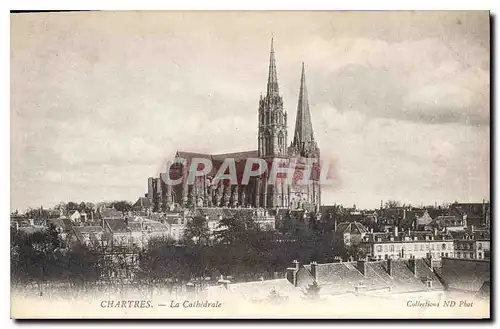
(147, 38, 321, 212)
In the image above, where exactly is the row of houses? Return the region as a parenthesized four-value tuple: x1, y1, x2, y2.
(203, 257, 490, 309)
(334, 219, 491, 263)
(12, 205, 279, 250)
(319, 201, 490, 233)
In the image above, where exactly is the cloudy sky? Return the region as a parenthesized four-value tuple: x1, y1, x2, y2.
(11, 11, 490, 211)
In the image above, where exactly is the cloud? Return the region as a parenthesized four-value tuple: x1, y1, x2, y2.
(10, 11, 490, 211)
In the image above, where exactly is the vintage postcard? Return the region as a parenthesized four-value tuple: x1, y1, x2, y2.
(10, 11, 490, 319)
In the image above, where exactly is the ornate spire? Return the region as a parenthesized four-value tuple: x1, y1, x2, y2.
(292, 62, 318, 157)
(266, 37, 279, 97)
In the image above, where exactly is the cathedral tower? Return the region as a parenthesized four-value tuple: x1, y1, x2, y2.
(258, 37, 288, 159)
(288, 63, 321, 210)
(289, 63, 320, 158)
(257, 37, 289, 209)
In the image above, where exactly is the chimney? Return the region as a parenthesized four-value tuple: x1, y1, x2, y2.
(409, 256, 417, 276)
(425, 253, 433, 268)
(387, 258, 393, 276)
(357, 259, 367, 276)
(310, 261, 318, 280)
(286, 260, 300, 287)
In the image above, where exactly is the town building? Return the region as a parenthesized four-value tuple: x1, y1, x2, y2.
(334, 221, 369, 247)
(360, 229, 454, 261)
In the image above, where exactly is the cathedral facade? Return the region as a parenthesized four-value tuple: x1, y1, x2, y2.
(147, 38, 321, 212)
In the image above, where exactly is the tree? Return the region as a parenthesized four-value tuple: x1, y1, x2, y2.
(213, 212, 258, 245)
(183, 217, 211, 245)
(344, 244, 368, 261)
(111, 200, 133, 212)
(385, 200, 401, 208)
(303, 280, 321, 300)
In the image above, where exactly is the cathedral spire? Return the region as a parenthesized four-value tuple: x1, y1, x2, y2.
(292, 62, 318, 157)
(266, 37, 279, 97)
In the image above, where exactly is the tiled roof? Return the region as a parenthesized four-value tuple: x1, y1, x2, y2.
(212, 150, 259, 162)
(437, 258, 490, 292)
(133, 197, 151, 209)
(105, 218, 128, 233)
(99, 208, 122, 220)
(302, 259, 443, 295)
(76, 226, 103, 234)
(47, 217, 74, 232)
(206, 278, 301, 301)
(336, 221, 368, 234)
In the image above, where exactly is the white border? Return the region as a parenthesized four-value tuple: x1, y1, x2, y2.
(2, 1, 498, 328)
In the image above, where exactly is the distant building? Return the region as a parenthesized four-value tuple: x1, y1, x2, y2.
(335, 221, 369, 247)
(450, 201, 490, 229)
(451, 230, 490, 260)
(425, 215, 467, 232)
(145, 38, 321, 212)
(361, 229, 454, 261)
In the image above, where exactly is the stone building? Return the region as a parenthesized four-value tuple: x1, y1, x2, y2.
(146, 38, 321, 212)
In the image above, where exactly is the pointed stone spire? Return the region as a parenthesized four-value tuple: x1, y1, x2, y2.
(292, 62, 318, 157)
(266, 37, 279, 97)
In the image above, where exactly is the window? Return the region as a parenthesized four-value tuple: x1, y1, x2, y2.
(442, 243, 446, 250)
(478, 243, 483, 250)
(457, 252, 461, 258)
(384, 245, 388, 252)
(445, 253, 448, 257)
(420, 245, 424, 251)
(441, 252, 444, 257)
(431, 244, 435, 250)
(390, 245, 394, 252)
(478, 252, 482, 259)
(470, 252, 474, 258)
(426, 245, 430, 250)
(377, 245, 382, 252)
(385, 254, 388, 260)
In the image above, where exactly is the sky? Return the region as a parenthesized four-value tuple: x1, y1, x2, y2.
(10, 11, 490, 212)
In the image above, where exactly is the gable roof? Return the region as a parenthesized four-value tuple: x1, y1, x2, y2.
(301, 259, 443, 295)
(133, 197, 152, 209)
(104, 218, 128, 233)
(98, 208, 122, 220)
(336, 221, 368, 235)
